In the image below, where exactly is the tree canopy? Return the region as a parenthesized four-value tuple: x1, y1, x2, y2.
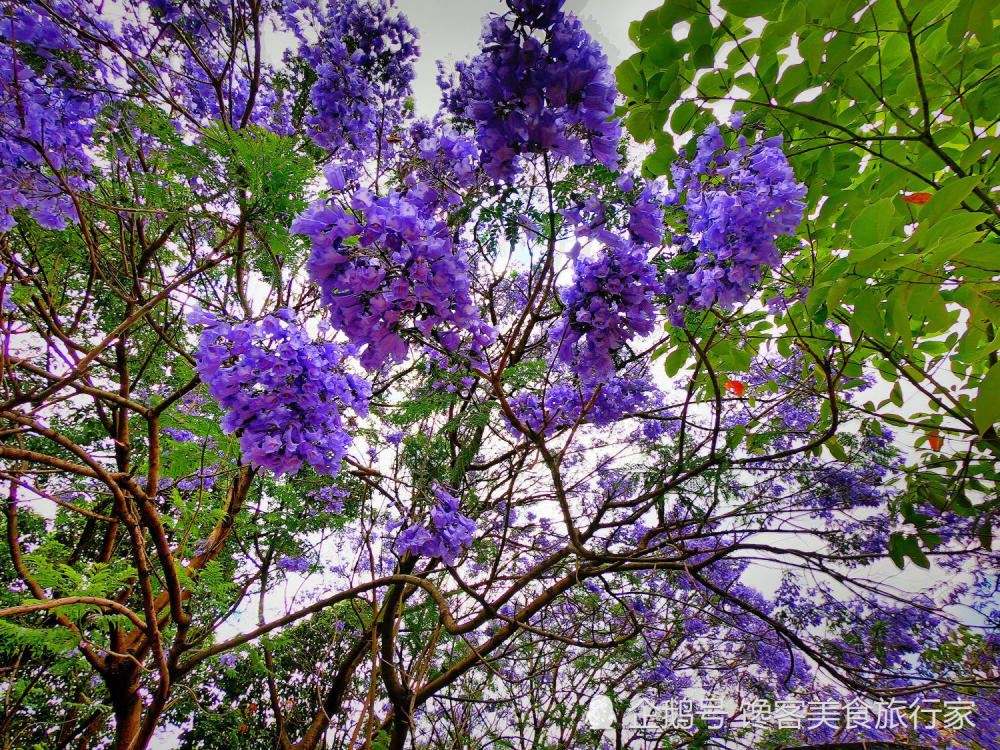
(0, 1, 997, 749)
(618, 0, 1000, 561)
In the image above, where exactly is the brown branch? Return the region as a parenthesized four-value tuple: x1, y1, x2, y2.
(0, 597, 147, 631)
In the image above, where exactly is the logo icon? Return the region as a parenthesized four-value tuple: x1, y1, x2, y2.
(586, 694, 615, 730)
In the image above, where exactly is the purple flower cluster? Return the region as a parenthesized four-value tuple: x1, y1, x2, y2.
(405, 126, 482, 206)
(507, 374, 662, 436)
(552, 243, 661, 385)
(627, 179, 666, 246)
(0, 3, 109, 231)
(561, 174, 666, 250)
(396, 483, 475, 565)
(662, 122, 805, 324)
(174, 468, 218, 492)
(317, 485, 348, 514)
(441, 0, 621, 180)
(146, 0, 246, 123)
(276, 556, 310, 573)
(192, 309, 370, 477)
(283, 0, 417, 156)
(116, 1, 292, 132)
(162, 427, 198, 443)
(294, 174, 492, 370)
(546, 172, 669, 385)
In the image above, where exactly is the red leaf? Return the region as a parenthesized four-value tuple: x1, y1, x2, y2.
(927, 430, 943, 451)
(901, 192, 932, 205)
(724, 380, 745, 397)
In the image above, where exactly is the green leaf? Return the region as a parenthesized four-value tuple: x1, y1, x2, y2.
(978, 521, 993, 550)
(959, 136, 1000, 170)
(850, 289, 886, 341)
(850, 198, 896, 245)
(647, 35, 685, 68)
(919, 176, 982, 226)
(918, 531, 943, 549)
(903, 535, 931, 568)
(948, 0, 974, 46)
(688, 15, 714, 50)
(628, 19, 643, 48)
(888, 285, 913, 349)
(664, 346, 690, 377)
(826, 436, 848, 462)
(643, 143, 675, 176)
(671, 101, 699, 134)
(951, 490, 978, 518)
(890, 382, 903, 408)
(969, 0, 995, 43)
(647, 2, 700, 39)
(847, 240, 895, 265)
(910, 285, 952, 334)
(733, 346, 752, 372)
(826, 278, 848, 311)
(693, 44, 715, 68)
(972, 362, 1000, 435)
(721, 0, 782, 17)
(888, 532, 905, 569)
(615, 57, 646, 101)
(913, 211, 987, 249)
(806, 284, 827, 315)
(726, 424, 747, 449)
(698, 71, 730, 98)
(625, 106, 655, 141)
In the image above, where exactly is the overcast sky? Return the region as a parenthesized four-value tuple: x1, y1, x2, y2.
(396, 0, 664, 114)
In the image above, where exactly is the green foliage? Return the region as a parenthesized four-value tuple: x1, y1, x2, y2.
(169, 611, 357, 750)
(0, 618, 80, 657)
(888, 530, 930, 569)
(500, 359, 549, 389)
(619, 0, 1000, 544)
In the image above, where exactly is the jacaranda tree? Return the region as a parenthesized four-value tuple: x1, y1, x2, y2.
(0, 1, 996, 749)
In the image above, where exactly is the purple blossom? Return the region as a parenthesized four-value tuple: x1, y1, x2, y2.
(0, 261, 14, 312)
(276, 556, 310, 573)
(440, 0, 622, 180)
(0, 3, 110, 231)
(403, 125, 482, 207)
(294, 178, 494, 370)
(317, 485, 348, 514)
(552, 243, 661, 385)
(162, 428, 197, 443)
(284, 0, 417, 157)
(137, 0, 292, 130)
(192, 310, 370, 477)
(396, 483, 475, 565)
(662, 122, 806, 325)
(507, 373, 664, 436)
(627, 181, 666, 246)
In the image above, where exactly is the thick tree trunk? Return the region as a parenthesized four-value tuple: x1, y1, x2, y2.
(387, 702, 411, 750)
(107, 667, 143, 750)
